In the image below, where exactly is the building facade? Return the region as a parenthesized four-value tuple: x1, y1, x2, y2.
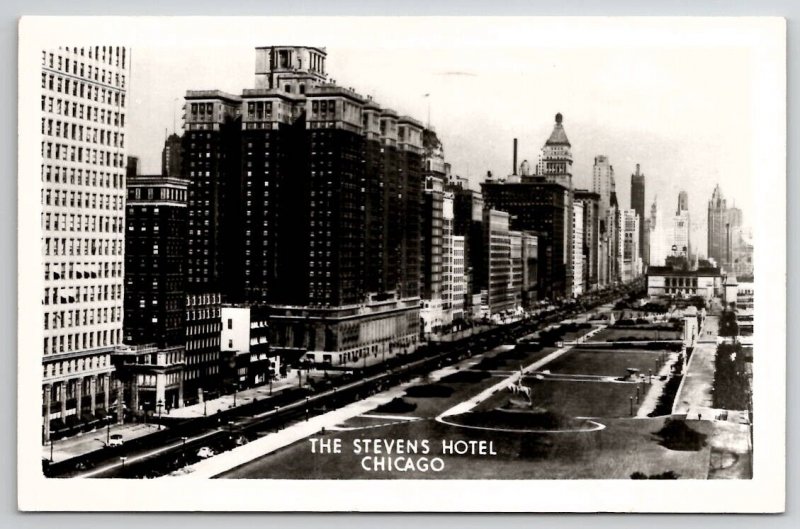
(571, 201, 584, 296)
(630, 163, 646, 263)
(117, 175, 189, 412)
(574, 190, 600, 292)
(41, 46, 130, 441)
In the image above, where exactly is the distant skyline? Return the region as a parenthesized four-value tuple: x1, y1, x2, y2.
(127, 36, 757, 257)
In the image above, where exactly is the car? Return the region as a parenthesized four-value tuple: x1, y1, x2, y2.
(108, 434, 124, 447)
(196, 446, 215, 459)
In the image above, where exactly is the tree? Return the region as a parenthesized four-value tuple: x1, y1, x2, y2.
(718, 309, 739, 338)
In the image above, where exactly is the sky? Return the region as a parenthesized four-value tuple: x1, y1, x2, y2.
(127, 26, 757, 257)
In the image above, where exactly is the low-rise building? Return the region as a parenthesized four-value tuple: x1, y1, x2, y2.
(646, 266, 723, 299)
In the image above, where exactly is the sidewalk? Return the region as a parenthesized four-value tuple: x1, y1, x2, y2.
(42, 422, 163, 463)
(166, 377, 303, 419)
(672, 315, 719, 417)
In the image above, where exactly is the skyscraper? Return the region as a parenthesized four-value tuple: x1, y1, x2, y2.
(41, 46, 130, 442)
(118, 175, 189, 411)
(630, 163, 646, 263)
(574, 190, 600, 292)
(182, 46, 423, 368)
(162, 133, 183, 178)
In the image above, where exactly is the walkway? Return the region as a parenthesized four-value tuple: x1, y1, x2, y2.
(42, 422, 163, 463)
(167, 377, 301, 419)
(673, 315, 719, 417)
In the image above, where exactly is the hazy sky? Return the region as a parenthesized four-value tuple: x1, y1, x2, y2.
(127, 28, 757, 256)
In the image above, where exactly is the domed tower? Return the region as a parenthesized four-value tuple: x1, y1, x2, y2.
(537, 112, 573, 190)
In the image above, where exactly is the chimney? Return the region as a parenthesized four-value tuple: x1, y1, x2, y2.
(513, 138, 518, 176)
(635, 163, 640, 175)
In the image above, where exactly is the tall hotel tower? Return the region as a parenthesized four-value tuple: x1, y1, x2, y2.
(41, 47, 130, 441)
(182, 47, 422, 371)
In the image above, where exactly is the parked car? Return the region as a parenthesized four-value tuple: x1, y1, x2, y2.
(108, 434, 124, 447)
(196, 446, 215, 459)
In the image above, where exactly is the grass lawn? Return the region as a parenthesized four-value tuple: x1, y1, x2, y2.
(475, 378, 645, 418)
(592, 328, 682, 342)
(544, 349, 665, 378)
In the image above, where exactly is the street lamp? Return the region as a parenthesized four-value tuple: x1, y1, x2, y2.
(156, 399, 164, 430)
(629, 396, 634, 416)
(227, 421, 234, 439)
(120, 456, 127, 470)
(50, 437, 54, 462)
(181, 436, 188, 453)
(203, 390, 208, 417)
(106, 421, 111, 445)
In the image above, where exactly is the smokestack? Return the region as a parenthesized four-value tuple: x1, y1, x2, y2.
(513, 138, 518, 176)
(635, 163, 640, 175)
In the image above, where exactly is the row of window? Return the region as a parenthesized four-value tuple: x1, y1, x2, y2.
(44, 306, 121, 330)
(42, 71, 126, 106)
(43, 187, 123, 211)
(44, 261, 122, 282)
(44, 47, 127, 75)
(42, 140, 125, 169)
(43, 284, 122, 306)
(43, 328, 121, 356)
(43, 236, 124, 257)
(43, 354, 111, 380)
(42, 95, 126, 128)
(42, 117, 125, 149)
(42, 164, 123, 189)
(43, 212, 123, 234)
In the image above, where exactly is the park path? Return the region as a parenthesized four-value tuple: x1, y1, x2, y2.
(672, 315, 719, 418)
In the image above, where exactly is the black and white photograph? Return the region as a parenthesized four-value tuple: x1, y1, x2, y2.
(16, 16, 786, 512)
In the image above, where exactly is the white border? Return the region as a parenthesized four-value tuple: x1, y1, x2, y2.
(17, 16, 786, 512)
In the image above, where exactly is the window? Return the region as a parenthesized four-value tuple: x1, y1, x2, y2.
(227, 318, 232, 329)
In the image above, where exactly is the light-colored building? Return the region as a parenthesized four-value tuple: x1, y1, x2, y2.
(451, 235, 467, 321)
(622, 209, 641, 282)
(41, 46, 130, 441)
(572, 201, 584, 296)
(220, 305, 278, 387)
(484, 209, 514, 316)
(509, 231, 524, 309)
(646, 266, 723, 299)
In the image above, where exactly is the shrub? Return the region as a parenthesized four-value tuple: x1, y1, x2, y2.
(374, 398, 417, 414)
(405, 384, 454, 398)
(440, 370, 491, 384)
(648, 375, 682, 417)
(654, 419, 707, 451)
(630, 470, 680, 479)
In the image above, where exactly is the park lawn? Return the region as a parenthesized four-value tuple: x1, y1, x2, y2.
(219, 416, 712, 480)
(472, 347, 558, 372)
(592, 328, 682, 342)
(475, 378, 645, 418)
(544, 349, 666, 378)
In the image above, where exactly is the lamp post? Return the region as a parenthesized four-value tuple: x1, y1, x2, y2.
(181, 436, 187, 453)
(629, 396, 634, 416)
(203, 390, 208, 417)
(106, 421, 111, 446)
(156, 399, 164, 430)
(233, 383, 238, 408)
(120, 456, 127, 471)
(50, 437, 54, 462)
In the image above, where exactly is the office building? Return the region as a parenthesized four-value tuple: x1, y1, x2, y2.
(574, 190, 600, 292)
(630, 164, 646, 263)
(116, 175, 189, 412)
(41, 46, 130, 441)
(571, 201, 584, 296)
